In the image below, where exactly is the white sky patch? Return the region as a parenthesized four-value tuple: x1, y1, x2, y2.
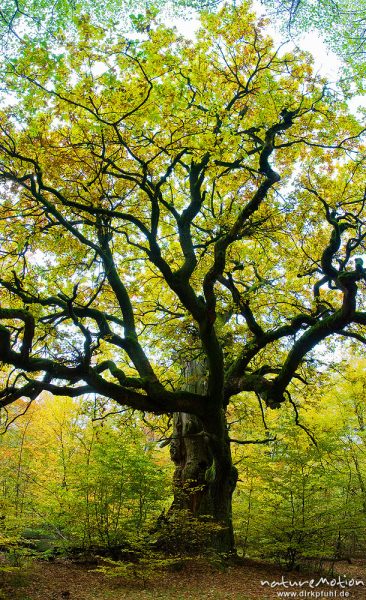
(90, 61, 109, 77)
(170, 15, 200, 40)
(347, 95, 366, 115)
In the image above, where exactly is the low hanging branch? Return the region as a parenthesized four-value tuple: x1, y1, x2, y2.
(229, 436, 277, 445)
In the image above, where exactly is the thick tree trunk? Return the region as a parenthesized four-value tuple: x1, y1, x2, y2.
(169, 361, 238, 554)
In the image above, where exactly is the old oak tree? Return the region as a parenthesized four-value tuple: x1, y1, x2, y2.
(0, 3, 365, 552)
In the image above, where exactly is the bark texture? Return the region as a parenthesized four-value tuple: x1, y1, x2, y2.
(169, 360, 237, 553)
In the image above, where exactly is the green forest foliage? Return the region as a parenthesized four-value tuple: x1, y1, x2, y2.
(0, 397, 169, 553)
(1, 361, 366, 567)
(233, 360, 366, 567)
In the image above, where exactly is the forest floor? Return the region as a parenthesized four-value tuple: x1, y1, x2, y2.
(1, 556, 366, 600)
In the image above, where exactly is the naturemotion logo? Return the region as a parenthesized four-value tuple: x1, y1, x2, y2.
(260, 575, 365, 598)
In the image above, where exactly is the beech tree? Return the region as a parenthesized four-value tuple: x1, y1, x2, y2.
(0, 3, 365, 552)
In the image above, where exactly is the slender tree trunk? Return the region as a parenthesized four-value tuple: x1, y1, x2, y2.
(169, 360, 238, 553)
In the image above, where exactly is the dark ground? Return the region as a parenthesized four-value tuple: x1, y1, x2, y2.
(1, 557, 366, 600)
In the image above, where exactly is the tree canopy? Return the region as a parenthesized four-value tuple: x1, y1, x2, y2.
(0, 0, 218, 55)
(0, 3, 365, 417)
(1, 0, 366, 90)
(260, 0, 366, 87)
